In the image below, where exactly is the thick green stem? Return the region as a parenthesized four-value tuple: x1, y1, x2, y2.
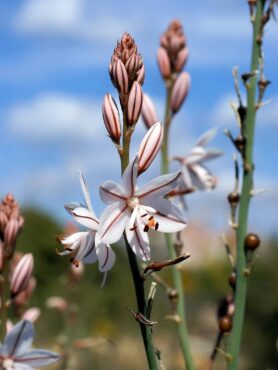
(161, 82, 195, 370)
(121, 109, 158, 370)
(227, 1, 265, 369)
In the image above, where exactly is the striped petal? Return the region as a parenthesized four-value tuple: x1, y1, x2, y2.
(125, 215, 150, 261)
(79, 170, 97, 217)
(99, 181, 126, 204)
(96, 202, 130, 244)
(195, 128, 217, 147)
(137, 172, 181, 201)
(71, 207, 99, 230)
(16, 349, 60, 367)
(4, 320, 33, 357)
(122, 156, 138, 197)
(96, 243, 116, 272)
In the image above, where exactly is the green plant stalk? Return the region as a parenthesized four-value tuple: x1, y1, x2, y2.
(227, 1, 265, 369)
(121, 109, 158, 370)
(0, 259, 10, 341)
(161, 82, 195, 370)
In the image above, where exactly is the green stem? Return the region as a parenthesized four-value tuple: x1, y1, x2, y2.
(161, 81, 195, 370)
(227, 1, 264, 369)
(121, 108, 158, 370)
(0, 259, 10, 341)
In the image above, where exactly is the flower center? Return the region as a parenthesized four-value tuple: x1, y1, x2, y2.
(127, 196, 139, 209)
(3, 358, 15, 370)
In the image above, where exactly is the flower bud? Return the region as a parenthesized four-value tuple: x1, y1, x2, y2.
(22, 308, 41, 323)
(157, 47, 171, 79)
(244, 233, 260, 251)
(127, 81, 143, 125)
(136, 65, 145, 85)
(4, 219, 19, 257)
(175, 47, 189, 72)
(141, 94, 158, 129)
(228, 192, 240, 207)
(46, 296, 68, 312)
(171, 72, 190, 114)
(102, 94, 121, 143)
(0, 240, 4, 272)
(10, 253, 34, 298)
(111, 59, 129, 95)
(138, 122, 163, 175)
(0, 211, 8, 231)
(125, 54, 143, 77)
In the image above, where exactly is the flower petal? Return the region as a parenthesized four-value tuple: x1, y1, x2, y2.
(79, 170, 97, 217)
(74, 232, 96, 262)
(202, 149, 223, 162)
(148, 198, 187, 233)
(96, 202, 130, 244)
(185, 146, 207, 164)
(125, 215, 150, 261)
(4, 320, 33, 357)
(14, 363, 33, 370)
(122, 156, 138, 197)
(96, 243, 116, 272)
(137, 172, 181, 201)
(189, 164, 216, 190)
(99, 181, 126, 204)
(181, 166, 193, 189)
(195, 128, 217, 147)
(71, 207, 99, 230)
(16, 349, 60, 367)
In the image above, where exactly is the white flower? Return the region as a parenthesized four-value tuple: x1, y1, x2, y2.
(0, 320, 59, 369)
(96, 156, 187, 261)
(174, 128, 222, 191)
(58, 171, 116, 272)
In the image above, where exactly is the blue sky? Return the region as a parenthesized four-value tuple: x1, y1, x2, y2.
(0, 0, 277, 237)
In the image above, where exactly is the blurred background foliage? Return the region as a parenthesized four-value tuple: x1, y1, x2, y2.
(13, 208, 278, 370)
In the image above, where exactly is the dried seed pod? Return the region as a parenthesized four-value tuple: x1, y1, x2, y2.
(157, 47, 171, 79)
(138, 122, 163, 175)
(219, 315, 232, 333)
(171, 72, 191, 114)
(228, 192, 240, 207)
(228, 271, 237, 289)
(141, 94, 158, 129)
(102, 94, 121, 143)
(234, 135, 246, 152)
(127, 81, 143, 125)
(244, 233, 260, 251)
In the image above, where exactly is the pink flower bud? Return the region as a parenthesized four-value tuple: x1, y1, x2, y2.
(138, 122, 164, 175)
(111, 59, 129, 95)
(70, 261, 84, 280)
(10, 253, 34, 298)
(102, 94, 121, 143)
(0, 240, 4, 271)
(171, 72, 191, 114)
(22, 307, 41, 323)
(157, 47, 171, 79)
(136, 65, 145, 85)
(4, 219, 19, 256)
(0, 211, 8, 231)
(175, 47, 189, 72)
(141, 94, 158, 129)
(127, 81, 143, 125)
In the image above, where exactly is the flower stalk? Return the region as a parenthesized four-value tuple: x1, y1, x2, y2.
(161, 82, 195, 370)
(227, 1, 267, 368)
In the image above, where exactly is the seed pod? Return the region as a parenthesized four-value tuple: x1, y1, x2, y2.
(234, 135, 246, 152)
(141, 94, 158, 129)
(228, 192, 240, 207)
(228, 271, 237, 289)
(171, 72, 191, 114)
(174, 47, 189, 72)
(219, 315, 232, 333)
(102, 94, 121, 143)
(244, 233, 260, 251)
(127, 81, 143, 125)
(10, 253, 34, 298)
(138, 122, 163, 175)
(157, 47, 171, 79)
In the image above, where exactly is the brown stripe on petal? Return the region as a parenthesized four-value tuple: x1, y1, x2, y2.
(138, 172, 181, 199)
(100, 186, 126, 201)
(101, 205, 128, 239)
(10, 320, 28, 356)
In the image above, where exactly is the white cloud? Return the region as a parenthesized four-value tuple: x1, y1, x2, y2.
(6, 93, 103, 141)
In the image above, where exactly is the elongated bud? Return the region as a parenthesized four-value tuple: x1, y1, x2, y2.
(136, 65, 145, 85)
(175, 47, 189, 72)
(125, 54, 142, 77)
(10, 253, 34, 298)
(4, 219, 19, 257)
(0, 241, 4, 272)
(0, 211, 8, 231)
(102, 94, 121, 143)
(141, 94, 158, 129)
(138, 122, 163, 175)
(171, 72, 190, 114)
(157, 47, 171, 79)
(127, 81, 143, 125)
(111, 59, 129, 95)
